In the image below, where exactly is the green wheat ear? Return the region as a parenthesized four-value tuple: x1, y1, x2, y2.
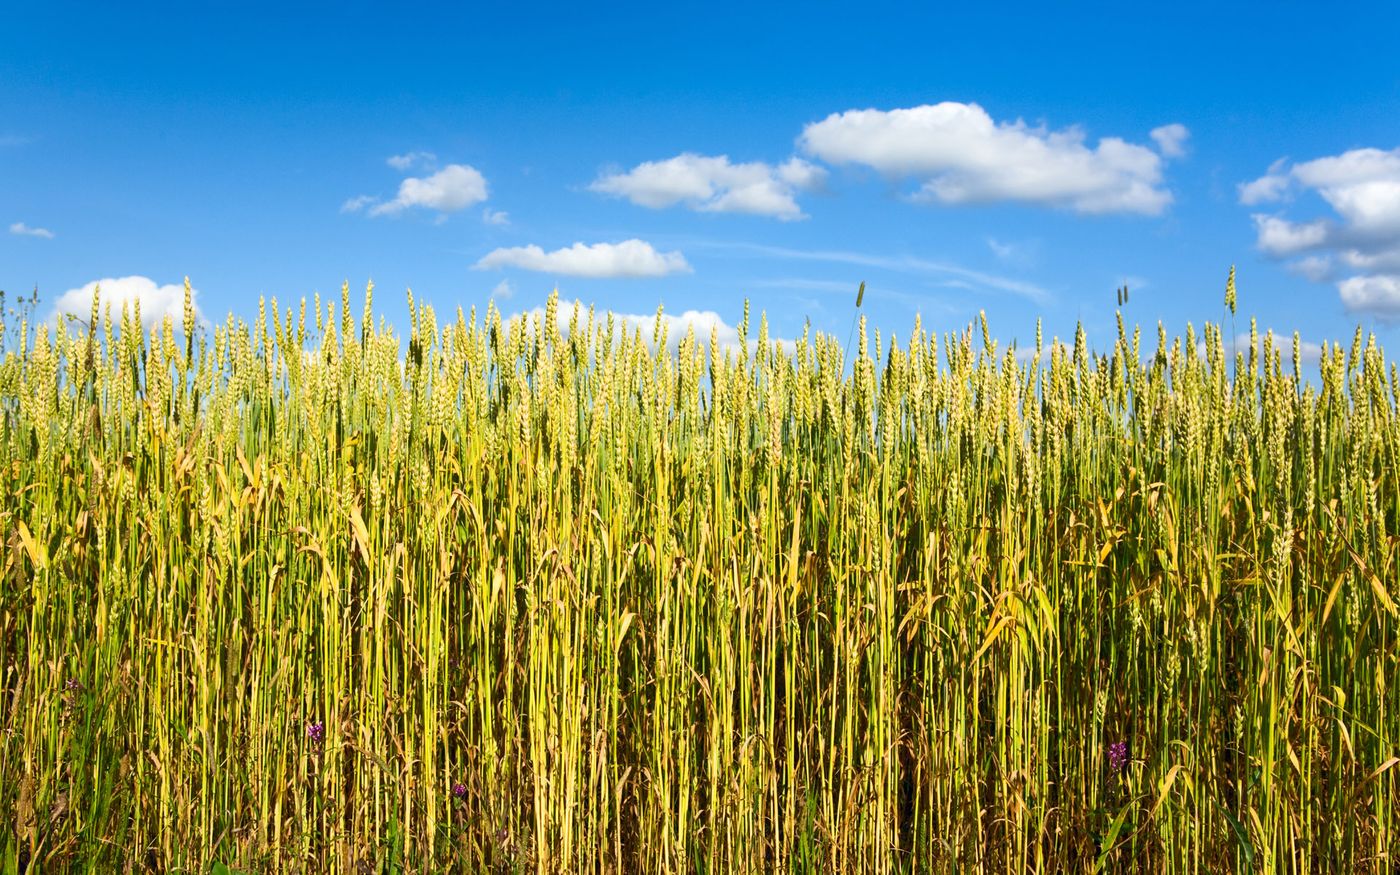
(856, 281, 865, 308)
(1226, 264, 1237, 315)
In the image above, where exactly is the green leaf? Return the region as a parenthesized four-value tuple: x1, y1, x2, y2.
(1221, 806, 1255, 872)
(1094, 799, 1134, 872)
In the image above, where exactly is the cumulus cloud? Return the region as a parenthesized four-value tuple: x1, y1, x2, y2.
(1241, 146, 1400, 320)
(482, 208, 510, 226)
(491, 279, 515, 299)
(798, 102, 1180, 215)
(369, 164, 489, 216)
(504, 300, 795, 356)
(800, 102, 1181, 215)
(474, 239, 691, 278)
(387, 151, 436, 171)
(1253, 215, 1331, 256)
(51, 276, 206, 332)
(1339, 275, 1400, 319)
(346, 162, 490, 218)
(9, 221, 54, 239)
(590, 153, 826, 220)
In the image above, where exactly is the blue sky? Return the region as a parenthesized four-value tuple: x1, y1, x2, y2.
(4, 1, 1400, 360)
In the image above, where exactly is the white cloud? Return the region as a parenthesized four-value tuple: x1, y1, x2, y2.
(51, 276, 206, 332)
(1243, 146, 1400, 320)
(1238, 158, 1291, 205)
(9, 221, 54, 239)
(387, 151, 436, 171)
(1238, 174, 1291, 206)
(491, 279, 515, 299)
(1292, 149, 1400, 237)
(1338, 245, 1400, 272)
(474, 239, 691, 278)
(1252, 215, 1331, 256)
(504, 300, 795, 356)
(1339, 275, 1400, 319)
(798, 102, 1178, 215)
(482, 208, 510, 226)
(340, 195, 378, 214)
(1150, 123, 1190, 158)
(590, 153, 826, 220)
(365, 164, 489, 217)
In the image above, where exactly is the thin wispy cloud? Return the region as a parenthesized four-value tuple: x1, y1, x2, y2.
(482, 208, 510, 226)
(986, 238, 1015, 260)
(475, 239, 691, 278)
(9, 221, 54, 239)
(799, 102, 1184, 216)
(591, 153, 826, 220)
(1241, 146, 1400, 320)
(387, 151, 436, 171)
(340, 195, 377, 214)
(694, 240, 1051, 302)
(746, 276, 947, 312)
(747, 277, 860, 293)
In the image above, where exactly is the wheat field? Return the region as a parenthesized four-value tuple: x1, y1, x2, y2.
(1, 279, 1397, 872)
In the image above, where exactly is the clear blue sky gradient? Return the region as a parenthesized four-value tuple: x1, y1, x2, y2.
(4, 1, 1399, 356)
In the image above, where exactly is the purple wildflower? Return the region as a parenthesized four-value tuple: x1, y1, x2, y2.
(307, 721, 325, 744)
(1108, 740, 1129, 772)
(451, 782, 467, 800)
(65, 677, 84, 692)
